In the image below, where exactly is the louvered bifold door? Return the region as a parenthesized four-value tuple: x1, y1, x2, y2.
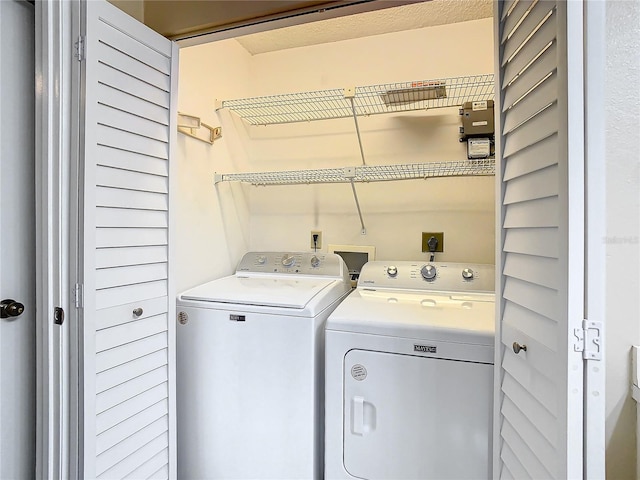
(494, 1, 585, 479)
(78, 2, 178, 478)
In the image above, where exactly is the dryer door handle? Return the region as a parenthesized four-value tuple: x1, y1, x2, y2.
(352, 396, 365, 435)
(351, 396, 376, 436)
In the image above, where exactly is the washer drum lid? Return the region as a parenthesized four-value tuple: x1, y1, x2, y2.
(326, 289, 495, 346)
(179, 275, 342, 309)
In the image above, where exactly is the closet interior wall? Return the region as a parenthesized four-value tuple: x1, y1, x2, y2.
(176, 17, 494, 291)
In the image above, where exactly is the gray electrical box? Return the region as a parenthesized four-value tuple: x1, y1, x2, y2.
(459, 100, 494, 138)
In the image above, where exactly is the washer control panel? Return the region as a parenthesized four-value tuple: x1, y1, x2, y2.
(236, 251, 346, 277)
(359, 261, 495, 292)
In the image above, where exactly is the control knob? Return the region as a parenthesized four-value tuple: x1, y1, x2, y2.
(281, 254, 295, 267)
(462, 268, 474, 280)
(420, 264, 437, 281)
(310, 255, 320, 268)
(387, 266, 398, 277)
(257, 255, 267, 265)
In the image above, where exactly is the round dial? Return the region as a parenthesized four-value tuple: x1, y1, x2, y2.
(420, 264, 437, 280)
(387, 266, 398, 277)
(462, 268, 474, 280)
(310, 255, 320, 268)
(257, 255, 267, 265)
(281, 254, 296, 267)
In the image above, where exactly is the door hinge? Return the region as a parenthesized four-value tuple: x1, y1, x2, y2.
(74, 36, 85, 62)
(573, 319, 602, 361)
(74, 283, 84, 309)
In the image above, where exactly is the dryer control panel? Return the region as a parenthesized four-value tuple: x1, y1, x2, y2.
(236, 251, 347, 278)
(358, 261, 495, 292)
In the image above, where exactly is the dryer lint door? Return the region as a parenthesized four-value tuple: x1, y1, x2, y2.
(343, 349, 493, 479)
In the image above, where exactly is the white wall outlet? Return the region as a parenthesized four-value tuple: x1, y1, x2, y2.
(310, 231, 322, 250)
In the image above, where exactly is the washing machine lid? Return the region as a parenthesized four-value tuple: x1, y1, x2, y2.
(326, 288, 495, 346)
(180, 275, 342, 310)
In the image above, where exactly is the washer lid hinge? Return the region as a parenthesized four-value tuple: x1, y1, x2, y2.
(573, 319, 602, 361)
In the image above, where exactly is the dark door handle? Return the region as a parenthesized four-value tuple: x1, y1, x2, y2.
(1, 299, 25, 318)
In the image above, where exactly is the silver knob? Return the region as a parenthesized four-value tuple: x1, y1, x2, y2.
(257, 255, 267, 264)
(387, 266, 398, 277)
(420, 264, 437, 280)
(133, 307, 143, 317)
(281, 254, 295, 267)
(310, 255, 320, 268)
(462, 268, 474, 280)
(513, 342, 527, 354)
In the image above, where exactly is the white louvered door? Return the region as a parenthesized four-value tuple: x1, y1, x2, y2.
(494, 0, 586, 478)
(77, 2, 178, 478)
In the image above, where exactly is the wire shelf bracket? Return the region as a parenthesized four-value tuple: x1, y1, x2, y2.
(344, 87, 367, 166)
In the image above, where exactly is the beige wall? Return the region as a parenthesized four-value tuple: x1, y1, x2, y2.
(234, 19, 493, 264)
(175, 39, 253, 291)
(605, 1, 640, 478)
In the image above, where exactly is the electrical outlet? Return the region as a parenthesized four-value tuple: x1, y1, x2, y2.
(310, 231, 322, 250)
(421, 232, 444, 253)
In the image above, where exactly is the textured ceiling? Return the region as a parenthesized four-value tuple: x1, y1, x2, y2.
(236, 0, 493, 55)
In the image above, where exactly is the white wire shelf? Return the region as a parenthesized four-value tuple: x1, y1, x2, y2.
(214, 160, 495, 186)
(220, 74, 495, 126)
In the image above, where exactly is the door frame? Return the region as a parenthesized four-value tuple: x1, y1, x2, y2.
(35, 1, 75, 478)
(583, 0, 607, 476)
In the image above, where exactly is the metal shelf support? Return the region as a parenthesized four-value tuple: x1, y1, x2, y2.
(345, 88, 367, 166)
(343, 166, 366, 234)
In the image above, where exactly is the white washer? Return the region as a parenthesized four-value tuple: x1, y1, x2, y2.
(177, 252, 351, 480)
(325, 261, 495, 480)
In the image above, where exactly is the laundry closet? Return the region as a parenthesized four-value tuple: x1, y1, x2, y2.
(174, 11, 496, 292)
(172, 8, 497, 479)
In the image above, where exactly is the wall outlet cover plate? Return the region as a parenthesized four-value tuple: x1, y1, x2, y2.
(421, 232, 444, 253)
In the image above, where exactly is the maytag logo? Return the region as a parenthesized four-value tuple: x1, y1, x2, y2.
(414, 344, 436, 353)
(230, 314, 246, 322)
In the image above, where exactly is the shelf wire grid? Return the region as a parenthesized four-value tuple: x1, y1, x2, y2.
(214, 160, 495, 186)
(221, 74, 495, 125)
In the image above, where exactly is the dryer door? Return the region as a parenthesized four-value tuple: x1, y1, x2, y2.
(343, 349, 493, 480)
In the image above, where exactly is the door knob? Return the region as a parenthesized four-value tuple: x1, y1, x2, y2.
(512, 342, 527, 354)
(1, 299, 25, 319)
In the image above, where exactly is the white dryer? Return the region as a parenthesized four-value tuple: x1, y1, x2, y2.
(325, 261, 495, 480)
(177, 252, 351, 480)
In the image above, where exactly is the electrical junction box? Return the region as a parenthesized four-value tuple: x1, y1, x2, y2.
(467, 138, 491, 159)
(459, 100, 495, 138)
(459, 100, 494, 159)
